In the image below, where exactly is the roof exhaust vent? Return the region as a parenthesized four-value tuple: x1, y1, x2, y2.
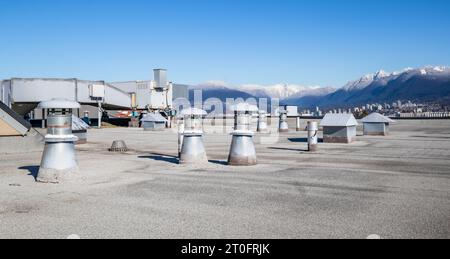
(228, 103, 258, 166)
(361, 113, 396, 136)
(109, 140, 129, 153)
(178, 108, 208, 164)
(257, 110, 268, 133)
(279, 110, 289, 133)
(307, 121, 319, 152)
(36, 99, 81, 183)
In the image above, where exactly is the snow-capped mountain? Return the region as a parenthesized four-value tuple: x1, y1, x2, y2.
(288, 66, 450, 108)
(189, 82, 256, 102)
(190, 81, 334, 100)
(343, 66, 450, 91)
(239, 84, 326, 99)
(189, 66, 450, 108)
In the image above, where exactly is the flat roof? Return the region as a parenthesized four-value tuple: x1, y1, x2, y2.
(0, 120, 449, 238)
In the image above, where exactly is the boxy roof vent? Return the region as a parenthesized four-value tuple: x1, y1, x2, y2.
(361, 113, 396, 123)
(141, 112, 168, 122)
(320, 113, 358, 127)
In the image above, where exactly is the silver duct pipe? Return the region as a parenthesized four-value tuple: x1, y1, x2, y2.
(177, 118, 185, 158)
(279, 111, 289, 132)
(37, 99, 81, 183)
(307, 121, 319, 152)
(296, 117, 301, 131)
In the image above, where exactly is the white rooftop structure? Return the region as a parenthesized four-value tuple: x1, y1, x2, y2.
(320, 113, 358, 127)
(361, 113, 396, 123)
(37, 99, 81, 109)
(141, 112, 168, 122)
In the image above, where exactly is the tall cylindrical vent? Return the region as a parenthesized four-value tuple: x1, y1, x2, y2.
(228, 103, 258, 166)
(307, 121, 319, 152)
(279, 111, 289, 132)
(36, 99, 81, 183)
(179, 108, 208, 164)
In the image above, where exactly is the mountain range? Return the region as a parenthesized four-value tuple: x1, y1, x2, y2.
(189, 66, 450, 108)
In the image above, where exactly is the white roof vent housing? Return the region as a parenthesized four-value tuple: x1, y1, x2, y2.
(361, 113, 396, 123)
(320, 113, 358, 127)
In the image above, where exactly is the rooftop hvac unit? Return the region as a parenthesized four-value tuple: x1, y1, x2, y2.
(89, 84, 105, 100)
(153, 69, 168, 90)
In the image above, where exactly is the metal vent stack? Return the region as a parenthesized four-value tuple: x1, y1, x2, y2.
(36, 99, 80, 183)
(179, 108, 208, 164)
(279, 110, 289, 133)
(307, 121, 319, 152)
(228, 103, 258, 166)
(257, 110, 268, 133)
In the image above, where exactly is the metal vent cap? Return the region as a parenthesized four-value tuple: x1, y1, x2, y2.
(38, 99, 81, 109)
(109, 140, 129, 152)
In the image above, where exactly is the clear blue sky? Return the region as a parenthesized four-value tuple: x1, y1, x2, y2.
(0, 0, 449, 87)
